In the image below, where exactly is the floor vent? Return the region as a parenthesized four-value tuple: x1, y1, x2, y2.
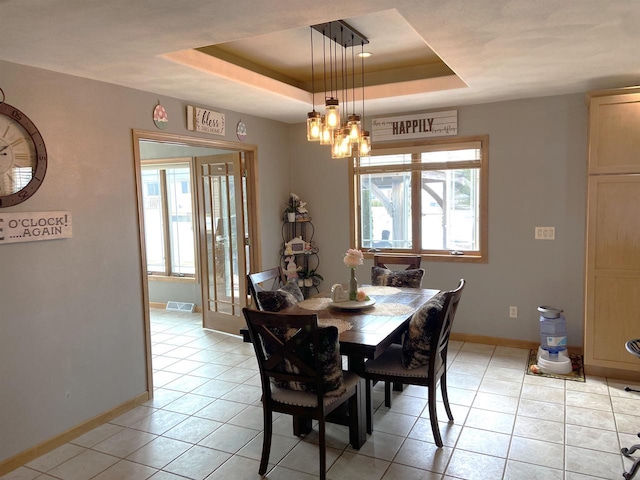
(166, 301, 196, 313)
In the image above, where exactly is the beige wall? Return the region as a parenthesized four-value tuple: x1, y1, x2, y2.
(0, 60, 291, 463)
(289, 94, 587, 346)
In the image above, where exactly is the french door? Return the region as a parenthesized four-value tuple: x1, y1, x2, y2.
(196, 153, 250, 334)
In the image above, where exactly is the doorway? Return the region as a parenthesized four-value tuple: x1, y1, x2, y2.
(132, 129, 259, 395)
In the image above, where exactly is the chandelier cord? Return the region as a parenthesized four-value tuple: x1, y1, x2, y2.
(361, 42, 365, 123)
(351, 37, 356, 116)
(323, 30, 327, 101)
(309, 27, 315, 110)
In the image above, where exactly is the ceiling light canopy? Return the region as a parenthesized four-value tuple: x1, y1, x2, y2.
(306, 20, 370, 158)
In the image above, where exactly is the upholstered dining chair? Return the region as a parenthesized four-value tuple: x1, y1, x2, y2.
(242, 308, 362, 480)
(373, 254, 422, 270)
(371, 254, 425, 288)
(247, 267, 286, 308)
(362, 279, 465, 446)
(621, 338, 640, 479)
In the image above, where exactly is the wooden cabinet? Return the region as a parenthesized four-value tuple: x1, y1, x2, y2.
(585, 87, 640, 378)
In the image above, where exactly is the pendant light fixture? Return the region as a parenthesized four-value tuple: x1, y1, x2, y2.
(306, 27, 322, 141)
(307, 20, 370, 159)
(358, 42, 371, 157)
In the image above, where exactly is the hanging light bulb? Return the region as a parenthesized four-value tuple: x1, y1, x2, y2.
(347, 114, 361, 143)
(307, 111, 322, 141)
(306, 27, 321, 142)
(332, 127, 352, 158)
(325, 98, 340, 129)
(359, 130, 371, 157)
(340, 127, 352, 157)
(331, 129, 343, 158)
(319, 115, 333, 145)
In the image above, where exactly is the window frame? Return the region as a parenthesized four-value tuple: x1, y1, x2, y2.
(350, 135, 489, 263)
(141, 157, 199, 279)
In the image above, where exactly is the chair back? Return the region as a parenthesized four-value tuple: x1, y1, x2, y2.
(247, 267, 285, 309)
(429, 279, 465, 376)
(372, 254, 424, 287)
(242, 308, 324, 402)
(373, 254, 421, 270)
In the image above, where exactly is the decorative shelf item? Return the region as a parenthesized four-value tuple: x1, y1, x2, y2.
(281, 193, 320, 298)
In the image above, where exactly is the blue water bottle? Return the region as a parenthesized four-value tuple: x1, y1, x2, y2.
(538, 306, 567, 356)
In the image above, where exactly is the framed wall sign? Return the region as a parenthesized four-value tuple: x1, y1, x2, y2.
(0, 211, 72, 244)
(187, 105, 225, 135)
(372, 110, 458, 142)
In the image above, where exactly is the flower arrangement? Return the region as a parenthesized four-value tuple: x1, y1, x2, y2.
(343, 249, 363, 268)
(343, 249, 369, 301)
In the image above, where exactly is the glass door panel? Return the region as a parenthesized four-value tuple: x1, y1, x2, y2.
(196, 154, 248, 334)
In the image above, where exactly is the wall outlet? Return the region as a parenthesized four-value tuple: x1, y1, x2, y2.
(509, 306, 518, 318)
(535, 226, 555, 240)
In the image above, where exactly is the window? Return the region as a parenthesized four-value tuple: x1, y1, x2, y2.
(353, 136, 488, 262)
(141, 159, 197, 276)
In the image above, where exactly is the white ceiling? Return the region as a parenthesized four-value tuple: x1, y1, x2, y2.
(2, 0, 639, 124)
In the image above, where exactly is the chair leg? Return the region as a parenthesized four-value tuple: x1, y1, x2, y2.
(348, 381, 364, 449)
(428, 381, 443, 447)
(319, 418, 326, 480)
(440, 373, 454, 422)
(259, 408, 272, 475)
(622, 450, 640, 480)
(365, 378, 373, 434)
(384, 381, 392, 407)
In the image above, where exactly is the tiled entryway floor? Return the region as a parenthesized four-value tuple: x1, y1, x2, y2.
(4, 308, 640, 479)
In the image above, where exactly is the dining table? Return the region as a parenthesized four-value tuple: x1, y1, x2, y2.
(252, 284, 440, 448)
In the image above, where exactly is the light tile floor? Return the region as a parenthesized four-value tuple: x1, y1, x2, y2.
(4, 308, 640, 480)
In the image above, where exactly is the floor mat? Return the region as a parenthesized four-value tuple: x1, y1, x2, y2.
(525, 349, 585, 382)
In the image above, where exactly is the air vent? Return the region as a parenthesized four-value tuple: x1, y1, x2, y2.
(166, 301, 196, 313)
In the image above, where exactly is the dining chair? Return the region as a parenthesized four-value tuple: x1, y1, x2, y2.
(362, 279, 465, 446)
(371, 254, 425, 288)
(621, 338, 640, 479)
(242, 308, 362, 480)
(373, 254, 422, 270)
(247, 267, 286, 308)
(371, 254, 425, 398)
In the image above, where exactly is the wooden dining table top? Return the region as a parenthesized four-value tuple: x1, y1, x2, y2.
(282, 285, 440, 370)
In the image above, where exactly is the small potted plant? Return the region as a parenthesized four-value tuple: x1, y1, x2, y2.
(302, 268, 324, 287)
(284, 193, 300, 222)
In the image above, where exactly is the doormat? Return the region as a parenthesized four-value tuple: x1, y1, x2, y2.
(526, 349, 586, 382)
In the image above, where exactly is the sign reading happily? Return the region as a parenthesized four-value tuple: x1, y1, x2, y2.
(187, 105, 226, 136)
(0, 211, 72, 244)
(372, 110, 458, 142)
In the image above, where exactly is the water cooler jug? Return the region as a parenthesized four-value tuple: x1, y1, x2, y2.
(537, 306, 572, 374)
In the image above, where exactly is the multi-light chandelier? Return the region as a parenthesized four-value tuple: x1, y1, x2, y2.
(306, 20, 371, 158)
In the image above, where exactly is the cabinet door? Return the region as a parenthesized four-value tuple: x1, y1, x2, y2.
(589, 91, 640, 174)
(585, 175, 640, 371)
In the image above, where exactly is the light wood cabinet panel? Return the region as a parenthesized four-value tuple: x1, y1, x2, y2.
(588, 89, 640, 174)
(590, 176, 640, 271)
(586, 273, 640, 369)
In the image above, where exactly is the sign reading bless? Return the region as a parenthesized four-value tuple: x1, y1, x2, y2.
(187, 105, 226, 136)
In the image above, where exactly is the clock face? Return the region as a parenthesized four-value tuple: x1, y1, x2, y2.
(0, 102, 47, 207)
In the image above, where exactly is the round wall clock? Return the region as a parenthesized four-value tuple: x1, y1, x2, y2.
(0, 101, 47, 207)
